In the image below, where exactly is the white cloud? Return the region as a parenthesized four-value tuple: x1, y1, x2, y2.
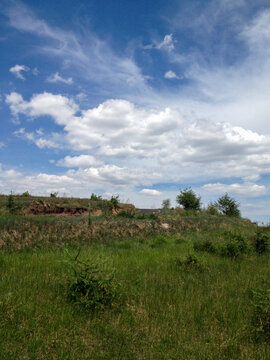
(57, 155, 102, 168)
(47, 72, 73, 84)
(157, 34, 175, 52)
(164, 70, 179, 79)
(140, 189, 162, 196)
(203, 182, 266, 197)
(9, 64, 29, 80)
(6, 91, 270, 186)
(13, 128, 60, 149)
(0, 142, 4, 148)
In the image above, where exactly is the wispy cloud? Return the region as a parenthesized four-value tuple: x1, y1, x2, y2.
(47, 72, 73, 84)
(4, 2, 150, 98)
(9, 64, 29, 80)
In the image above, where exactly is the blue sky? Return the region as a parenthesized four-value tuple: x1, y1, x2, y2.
(1, 0, 270, 222)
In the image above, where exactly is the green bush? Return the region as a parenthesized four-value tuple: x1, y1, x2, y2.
(220, 233, 248, 258)
(253, 232, 269, 254)
(64, 251, 119, 310)
(116, 211, 134, 219)
(215, 193, 240, 217)
(250, 289, 270, 342)
(176, 188, 201, 211)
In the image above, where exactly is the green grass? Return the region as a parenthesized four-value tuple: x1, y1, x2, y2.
(0, 231, 269, 359)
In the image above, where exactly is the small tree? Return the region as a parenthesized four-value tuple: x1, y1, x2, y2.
(162, 199, 171, 213)
(215, 193, 240, 217)
(176, 188, 201, 211)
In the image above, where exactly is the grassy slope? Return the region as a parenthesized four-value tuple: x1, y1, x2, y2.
(0, 210, 269, 359)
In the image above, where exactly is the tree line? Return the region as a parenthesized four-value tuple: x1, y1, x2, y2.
(162, 188, 241, 217)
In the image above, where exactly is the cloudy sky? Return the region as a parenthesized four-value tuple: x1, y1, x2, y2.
(1, 0, 270, 222)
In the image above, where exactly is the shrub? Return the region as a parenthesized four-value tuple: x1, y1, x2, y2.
(250, 289, 270, 342)
(116, 211, 134, 219)
(21, 191, 31, 197)
(220, 233, 248, 258)
(162, 199, 171, 213)
(206, 202, 219, 216)
(64, 250, 119, 310)
(215, 193, 240, 217)
(176, 188, 201, 211)
(50, 192, 58, 198)
(6, 194, 22, 214)
(253, 231, 269, 254)
(110, 195, 119, 209)
(90, 193, 102, 201)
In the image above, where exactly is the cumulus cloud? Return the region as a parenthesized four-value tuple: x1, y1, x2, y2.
(140, 189, 162, 196)
(47, 72, 73, 84)
(9, 64, 29, 80)
(203, 182, 266, 197)
(6, 91, 270, 186)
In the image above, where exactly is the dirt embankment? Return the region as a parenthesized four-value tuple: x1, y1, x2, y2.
(26, 201, 135, 217)
(27, 202, 88, 216)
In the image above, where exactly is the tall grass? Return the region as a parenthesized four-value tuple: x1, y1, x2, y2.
(0, 213, 269, 359)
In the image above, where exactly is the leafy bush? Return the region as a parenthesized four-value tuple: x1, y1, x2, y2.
(206, 202, 219, 216)
(116, 211, 134, 219)
(250, 289, 270, 342)
(110, 195, 119, 209)
(64, 250, 119, 310)
(220, 233, 248, 258)
(21, 191, 31, 197)
(50, 192, 58, 198)
(253, 231, 269, 254)
(215, 193, 240, 217)
(90, 193, 102, 201)
(176, 188, 201, 211)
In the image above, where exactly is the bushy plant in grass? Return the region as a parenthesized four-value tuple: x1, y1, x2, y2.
(250, 289, 270, 342)
(6, 193, 22, 214)
(253, 231, 269, 254)
(220, 233, 248, 258)
(63, 250, 119, 310)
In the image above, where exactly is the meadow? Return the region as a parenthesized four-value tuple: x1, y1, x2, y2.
(0, 195, 269, 359)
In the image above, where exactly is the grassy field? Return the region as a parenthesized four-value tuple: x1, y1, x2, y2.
(0, 210, 269, 359)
